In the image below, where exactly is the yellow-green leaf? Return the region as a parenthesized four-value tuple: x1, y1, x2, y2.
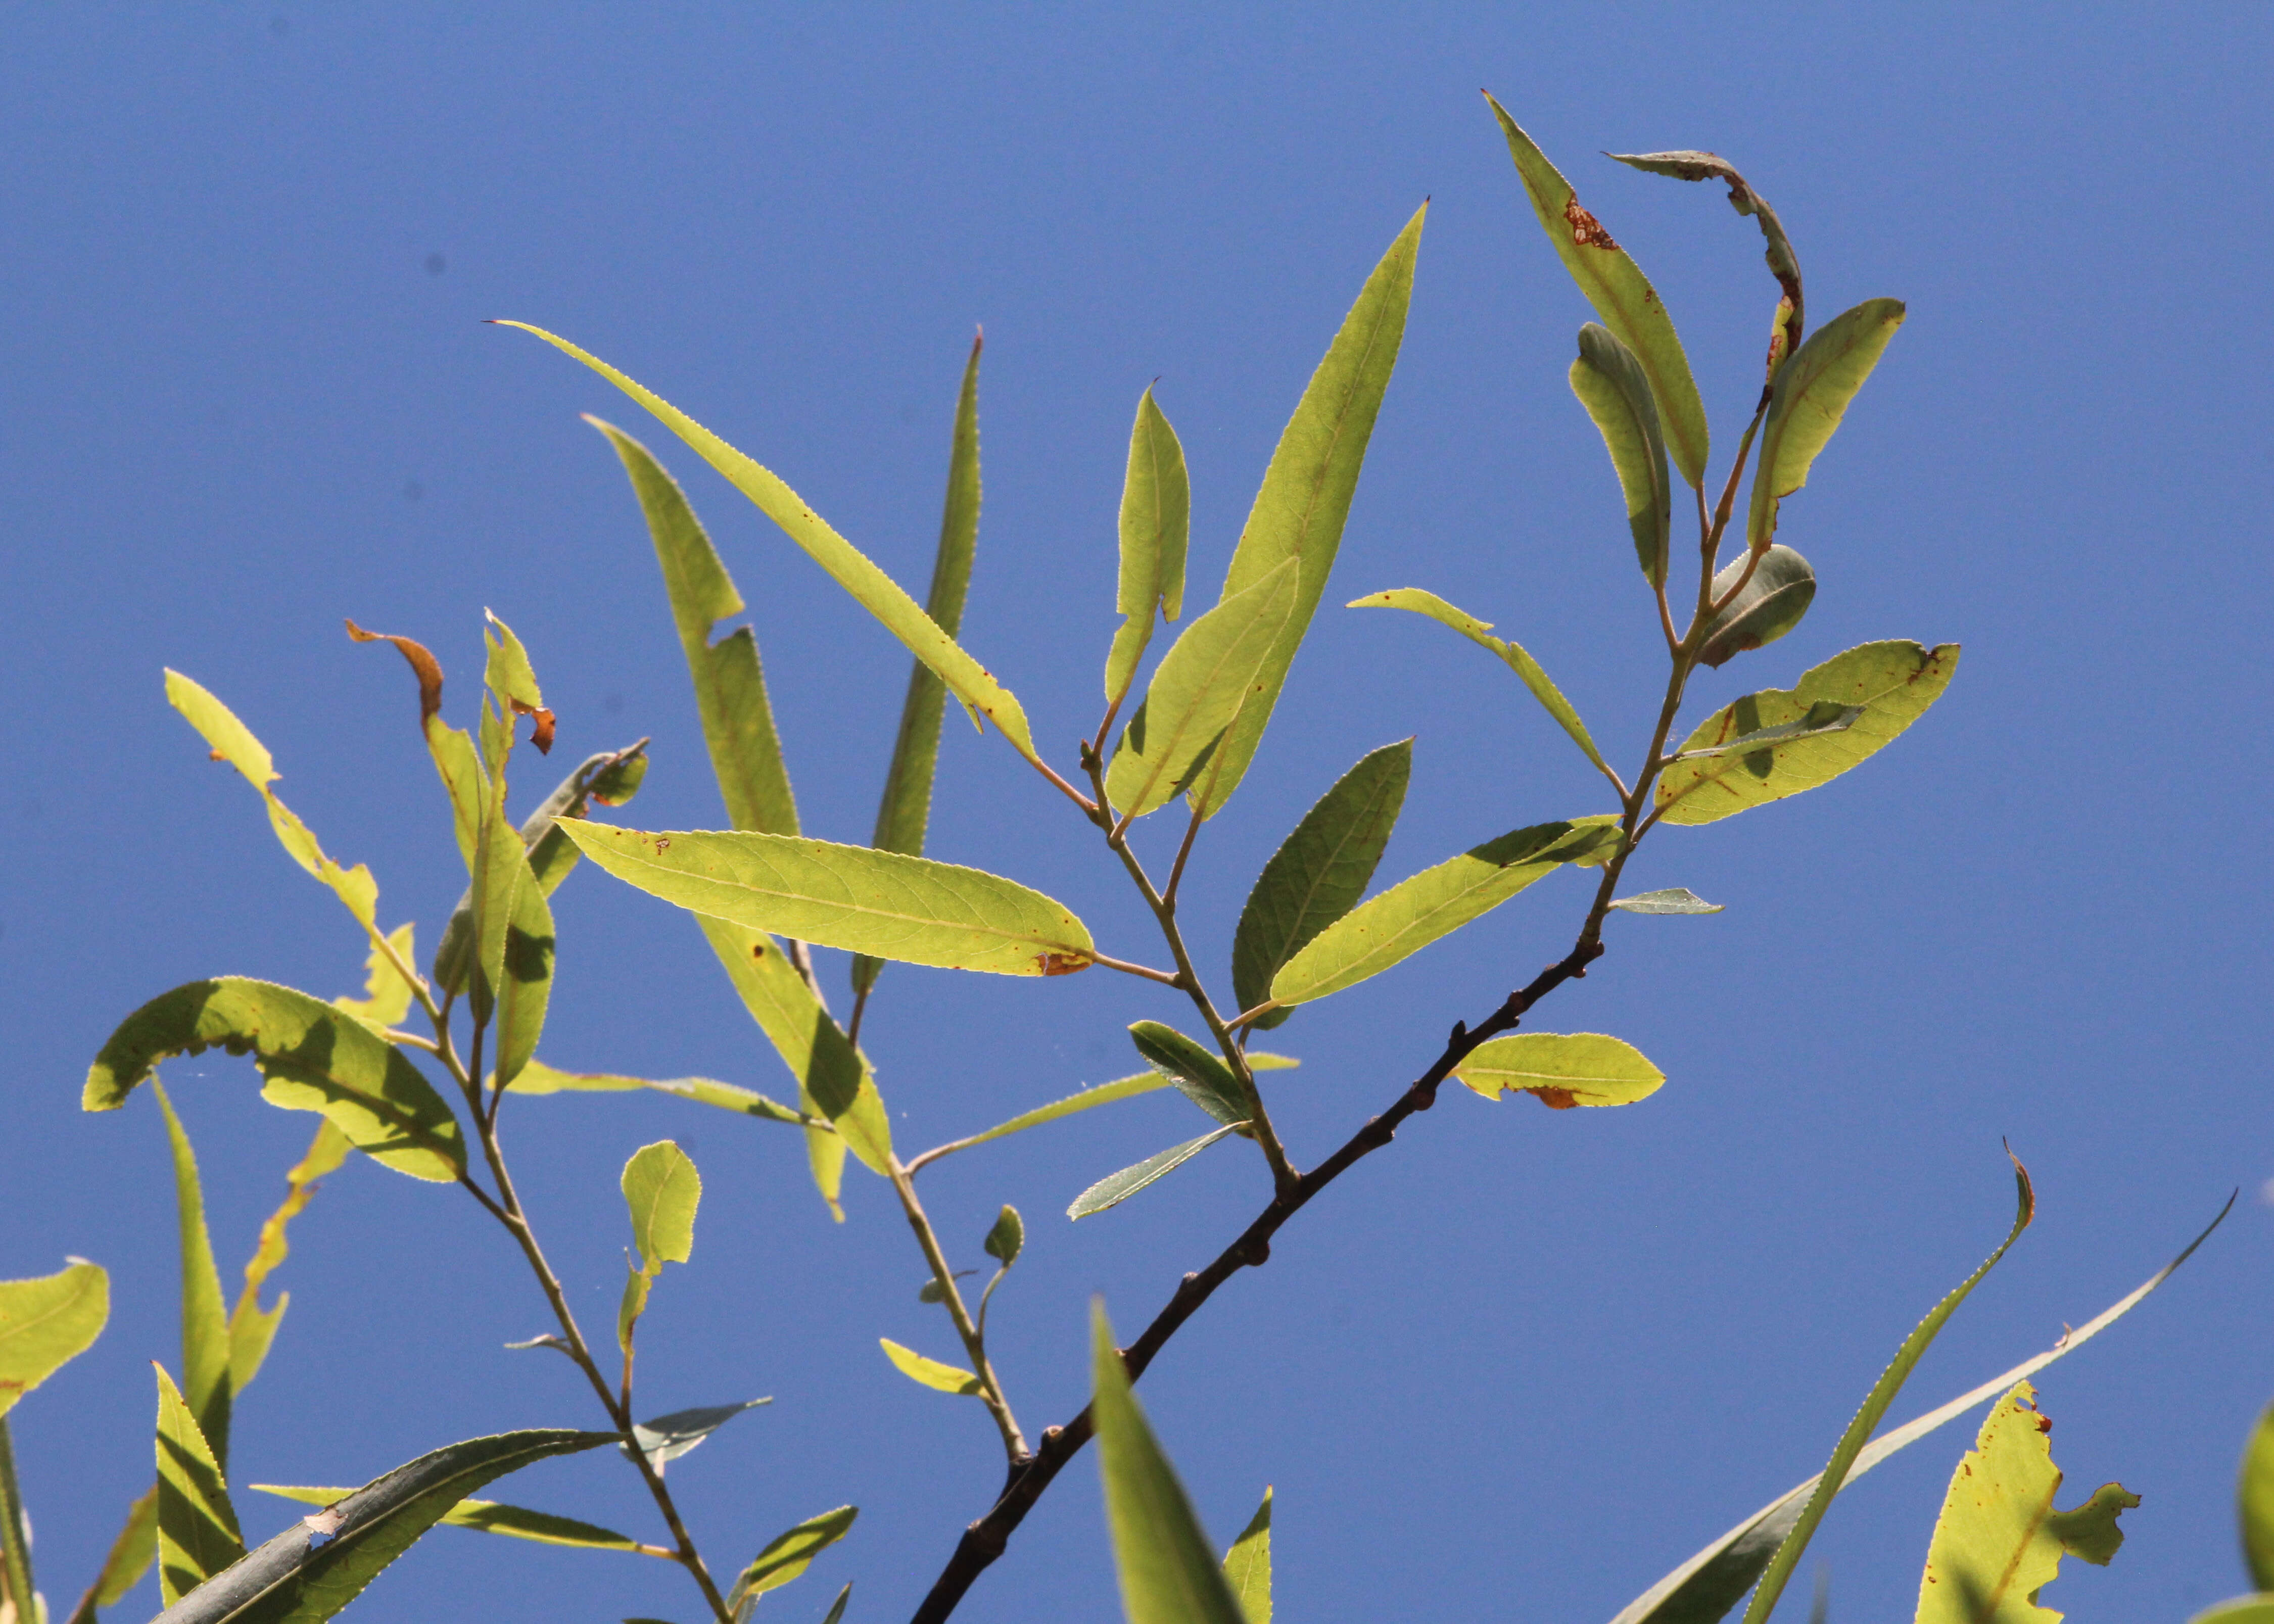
(251, 1485, 664, 1557)
(0, 1262, 108, 1420)
(230, 1118, 351, 1395)
(1105, 387, 1192, 706)
(728, 1506, 857, 1605)
(911, 1073, 1168, 1170)
(155, 1364, 243, 1606)
(91, 1485, 161, 1607)
(1451, 1032, 1664, 1110)
(879, 1339, 980, 1397)
(1569, 322, 1671, 585)
(1747, 298, 1906, 551)
(1069, 1127, 1245, 1220)
(333, 924, 417, 1030)
(1223, 1488, 1272, 1624)
(2242, 1401, 2274, 1591)
(154, 1082, 233, 1471)
(622, 1142, 700, 1275)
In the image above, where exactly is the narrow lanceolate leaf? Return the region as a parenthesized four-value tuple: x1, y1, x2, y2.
(1698, 546, 1816, 670)
(916, 1073, 1168, 1167)
(1569, 322, 1672, 585)
(1105, 387, 1192, 706)
(2192, 1601, 2274, 1624)
(727, 1506, 858, 1606)
(1069, 1126, 1245, 1220)
(230, 1119, 351, 1397)
(0, 1261, 108, 1419)
(1092, 1304, 1250, 1624)
(479, 610, 552, 758)
(251, 1486, 663, 1557)
(0, 1416, 31, 1624)
(1192, 204, 1427, 819)
(1915, 1381, 2137, 1624)
(880, 1339, 981, 1397)
(155, 1083, 234, 1470)
(1487, 96, 1708, 487)
(1655, 642, 1958, 827)
(1231, 740, 1411, 1030)
(1740, 1155, 2036, 1624)
(561, 823, 1095, 978)
(487, 852, 554, 1091)
(156, 1364, 243, 1606)
(149, 1427, 610, 1624)
(855, 333, 987, 1001)
(89, 1485, 161, 1607)
(504, 323, 1042, 763)
(1107, 559, 1299, 819)
(1349, 589, 1610, 778)
(1452, 1033, 1665, 1110)
(1609, 888, 1724, 916)
(88, 979, 464, 1182)
(1268, 820, 1619, 1010)
(333, 924, 416, 1029)
(626, 1401, 769, 1473)
(1605, 150, 1805, 371)
(508, 1061, 813, 1125)
(1223, 1488, 1272, 1624)
(2244, 1401, 2274, 1591)
(1128, 1022, 1249, 1128)
(343, 620, 485, 871)
(1745, 298, 1906, 550)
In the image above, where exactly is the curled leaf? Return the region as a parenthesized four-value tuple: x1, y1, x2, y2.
(1697, 546, 1815, 669)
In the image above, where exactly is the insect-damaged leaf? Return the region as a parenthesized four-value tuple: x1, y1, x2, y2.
(88, 979, 464, 1182)
(1569, 323, 1672, 585)
(1092, 1303, 1250, 1624)
(1223, 1488, 1273, 1624)
(1605, 149, 1805, 377)
(149, 1427, 611, 1624)
(1068, 1126, 1246, 1220)
(560, 823, 1095, 979)
(879, 1339, 981, 1397)
(1746, 298, 1906, 551)
(1107, 559, 1298, 820)
(0, 1261, 108, 1420)
(156, 1364, 243, 1606)
(1654, 641, 1957, 827)
(154, 1083, 234, 1470)
(1914, 1381, 2137, 1624)
(626, 1401, 770, 1473)
(1128, 1022, 1249, 1129)
(1609, 888, 1724, 916)
(727, 1506, 857, 1607)
(1487, 96, 1708, 489)
(1267, 820, 1620, 1011)
(231, 1118, 352, 1397)
(1231, 739, 1410, 1030)
(1452, 1033, 1665, 1110)
(252, 1486, 662, 1557)
(1697, 546, 1816, 670)
(855, 335, 986, 1000)
(505, 323, 1044, 767)
(1105, 387, 1192, 707)
(334, 924, 417, 1030)
(1190, 204, 1426, 820)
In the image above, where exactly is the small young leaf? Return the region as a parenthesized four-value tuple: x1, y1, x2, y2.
(918, 1272, 976, 1306)
(252, 1486, 661, 1557)
(984, 1206, 1025, 1268)
(1608, 888, 1723, 916)
(1069, 1127, 1245, 1220)
(1746, 298, 1906, 550)
(1105, 387, 1192, 706)
(155, 1364, 243, 1605)
(1486, 97, 1707, 488)
(1107, 559, 1299, 820)
(914, 1073, 1168, 1168)
(1915, 1382, 2137, 1623)
(727, 1506, 857, 1605)
(154, 1082, 234, 1469)
(0, 1262, 108, 1420)
(230, 1119, 351, 1396)
(1191, 203, 1427, 819)
(1223, 1488, 1273, 1624)
(879, 1339, 981, 1396)
(1452, 1033, 1665, 1110)
(87, 978, 464, 1183)
(623, 1142, 700, 1275)
(1268, 820, 1618, 1010)
(2244, 1401, 2274, 1591)
(1127, 1023, 1249, 1128)
(1569, 322, 1671, 585)
(1091, 1303, 1249, 1624)
(627, 1401, 770, 1473)
(560, 824, 1096, 978)
(821, 1582, 854, 1624)
(1697, 546, 1816, 670)
(1655, 642, 1958, 827)
(1231, 740, 1411, 1030)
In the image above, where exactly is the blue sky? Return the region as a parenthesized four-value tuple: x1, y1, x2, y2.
(3, 7, 2268, 1622)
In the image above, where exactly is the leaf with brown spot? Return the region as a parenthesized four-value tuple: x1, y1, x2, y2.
(1606, 150, 1805, 376)
(343, 620, 443, 727)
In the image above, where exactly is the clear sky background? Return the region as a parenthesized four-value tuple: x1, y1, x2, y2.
(4, 7, 2268, 1623)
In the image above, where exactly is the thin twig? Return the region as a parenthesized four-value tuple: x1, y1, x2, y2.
(1160, 802, 1206, 910)
(1088, 951, 1185, 987)
(887, 1159, 1030, 1463)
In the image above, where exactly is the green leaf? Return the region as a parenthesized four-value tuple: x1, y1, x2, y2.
(1486, 97, 1708, 488)
(510, 1061, 815, 1124)
(1655, 642, 1959, 827)
(1348, 589, 1609, 778)
(2194, 1603, 2274, 1624)
(1128, 1023, 1248, 1129)
(1914, 1381, 2137, 1623)
(984, 1206, 1025, 1268)
(1740, 1155, 2036, 1624)
(1267, 820, 1619, 1011)
(917, 1272, 976, 1306)
(1069, 1126, 1245, 1220)
(853, 333, 987, 1004)
(0, 1262, 107, 1420)
(1609, 1197, 2233, 1624)
(87, 978, 464, 1183)
(488, 853, 554, 1092)
(913, 1073, 1169, 1168)
(156, 1363, 244, 1605)
(1569, 322, 1672, 585)
(1231, 740, 1411, 1030)
(1604, 150, 1805, 380)
(333, 924, 417, 1030)
(1092, 1303, 1249, 1624)
(1223, 1488, 1272, 1624)
(1107, 559, 1299, 820)
(821, 1583, 854, 1624)
(879, 1339, 980, 1397)
(227, 1121, 348, 1397)
(1191, 204, 1427, 819)
(342, 622, 485, 873)
(505, 324, 1044, 767)
(562, 823, 1095, 978)
(479, 611, 552, 753)
(628, 1401, 769, 1473)
(1105, 387, 1192, 707)
(1698, 546, 1816, 670)
(726, 1506, 857, 1607)
(2244, 1401, 2274, 1591)
(1451, 1032, 1665, 1110)
(622, 1142, 700, 1276)
(0, 1417, 31, 1624)
(1609, 888, 1723, 916)
(90, 1484, 161, 1607)
(251, 1486, 662, 1557)
(1746, 298, 1906, 551)
(154, 1427, 611, 1624)
(154, 1082, 234, 1471)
